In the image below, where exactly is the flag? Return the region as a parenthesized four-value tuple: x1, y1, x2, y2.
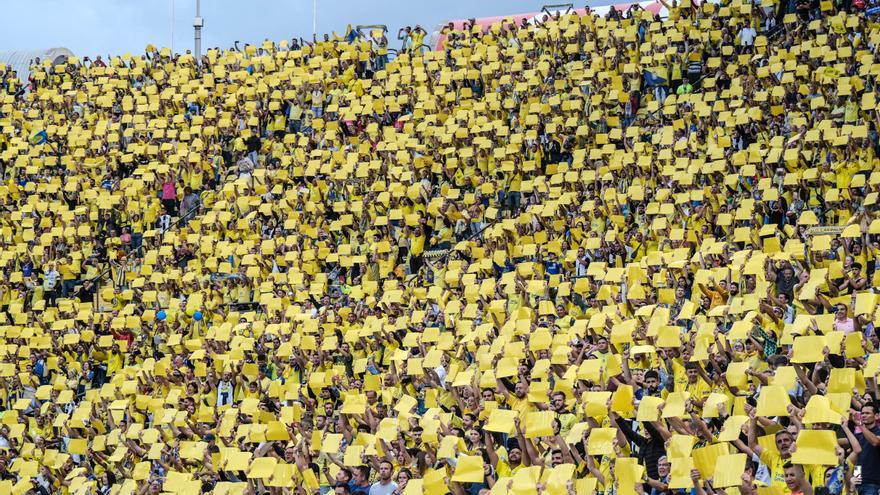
(332, 24, 357, 43)
(643, 70, 667, 87)
(345, 25, 358, 43)
(29, 129, 48, 145)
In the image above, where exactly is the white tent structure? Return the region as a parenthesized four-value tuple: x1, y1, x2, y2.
(0, 47, 75, 83)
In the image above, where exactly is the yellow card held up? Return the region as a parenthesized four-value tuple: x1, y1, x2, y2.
(320, 433, 343, 454)
(616, 457, 645, 495)
(68, 438, 87, 455)
(484, 408, 518, 434)
(546, 463, 576, 495)
(693, 442, 729, 479)
(524, 410, 555, 438)
(636, 395, 663, 421)
(792, 429, 838, 465)
(587, 428, 617, 456)
(756, 385, 791, 417)
(713, 453, 746, 487)
(717, 416, 749, 442)
(791, 335, 826, 363)
(247, 457, 277, 479)
(663, 392, 690, 418)
(611, 384, 635, 417)
(802, 395, 844, 425)
(451, 454, 484, 483)
(669, 457, 696, 489)
(667, 434, 696, 459)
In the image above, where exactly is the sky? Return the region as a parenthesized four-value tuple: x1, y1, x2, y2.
(0, 0, 573, 58)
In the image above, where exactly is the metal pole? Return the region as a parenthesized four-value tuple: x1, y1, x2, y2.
(194, 0, 203, 61)
(171, 0, 175, 52)
(312, 0, 317, 36)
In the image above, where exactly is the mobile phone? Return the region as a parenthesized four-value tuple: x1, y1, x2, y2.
(854, 465, 862, 479)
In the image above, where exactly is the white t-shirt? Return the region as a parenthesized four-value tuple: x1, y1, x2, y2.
(434, 365, 447, 383)
(740, 26, 757, 46)
(43, 269, 59, 290)
(158, 214, 172, 233)
(217, 381, 235, 406)
(369, 481, 398, 495)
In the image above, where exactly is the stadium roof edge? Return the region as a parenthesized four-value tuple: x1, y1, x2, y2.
(0, 47, 75, 85)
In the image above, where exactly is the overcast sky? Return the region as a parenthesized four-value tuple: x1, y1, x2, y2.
(0, 0, 569, 57)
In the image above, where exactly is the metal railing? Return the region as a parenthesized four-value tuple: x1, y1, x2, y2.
(424, 210, 507, 266)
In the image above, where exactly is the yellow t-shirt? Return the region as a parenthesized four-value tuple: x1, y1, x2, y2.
(759, 449, 824, 488)
(496, 459, 525, 478)
(506, 394, 536, 415)
(107, 352, 123, 376)
(685, 377, 712, 403)
(411, 234, 426, 257)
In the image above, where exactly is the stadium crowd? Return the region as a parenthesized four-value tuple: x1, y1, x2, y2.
(1, 0, 880, 494)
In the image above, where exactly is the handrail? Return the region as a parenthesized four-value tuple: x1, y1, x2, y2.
(426, 213, 503, 266)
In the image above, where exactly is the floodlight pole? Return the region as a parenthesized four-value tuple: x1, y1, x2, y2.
(194, 0, 204, 61)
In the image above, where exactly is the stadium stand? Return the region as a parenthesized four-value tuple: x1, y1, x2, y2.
(0, 49, 75, 93)
(1, 1, 880, 494)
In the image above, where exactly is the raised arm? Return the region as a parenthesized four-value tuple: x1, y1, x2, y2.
(746, 406, 765, 457)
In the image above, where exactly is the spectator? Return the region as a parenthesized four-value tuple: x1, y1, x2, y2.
(369, 461, 397, 495)
(739, 21, 758, 51)
(160, 172, 178, 216)
(42, 262, 59, 307)
(855, 404, 880, 495)
(180, 186, 201, 221)
(0, 4, 877, 494)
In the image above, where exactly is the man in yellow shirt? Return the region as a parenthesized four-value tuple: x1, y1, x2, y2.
(106, 343, 124, 377)
(747, 407, 823, 489)
(58, 255, 79, 298)
(549, 391, 577, 438)
(664, 361, 711, 408)
(496, 378, 536, 415)
(698, 276, 729, 309)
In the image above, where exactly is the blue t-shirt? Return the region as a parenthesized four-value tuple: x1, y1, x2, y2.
(857, 426, 880, 484)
